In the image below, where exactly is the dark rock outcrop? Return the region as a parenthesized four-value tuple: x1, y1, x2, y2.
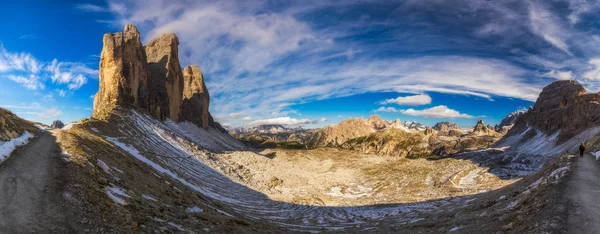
(495, 111, 525, 134)
(181, 65, 210, 129)
(505, 80, 600, 144)
(145, 33, 183, 121)
(51, 120, 65, 129)
(433, 121, 462, 136)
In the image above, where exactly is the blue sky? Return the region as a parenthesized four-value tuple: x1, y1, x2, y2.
(1, 0, 599, 128)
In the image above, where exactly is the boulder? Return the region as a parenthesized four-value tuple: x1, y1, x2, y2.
(145, 33, 183, 121)
(51, 120, 65, 129)
(93, 24, 149, 120)
(181, 65, 210, 129)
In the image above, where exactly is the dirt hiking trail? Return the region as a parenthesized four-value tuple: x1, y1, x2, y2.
(0, 132, 82, 233)
(566, 153, 600, 234)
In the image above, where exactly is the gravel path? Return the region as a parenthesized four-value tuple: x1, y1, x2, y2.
(0, 131, 81, 233)
(566, 153, 600, 234)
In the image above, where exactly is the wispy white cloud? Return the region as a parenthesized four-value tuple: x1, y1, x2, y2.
(375, 107, 400, 113)
(249, 116, 319, 126)
(544, 70, 573, 80)
(7, 74, 44, 90)
(87, 0, 600, 127)
(75, 3, 108, 12)
(400, 105, 474, 119)
(228, 112, 242, 118)
(19, 34, 37, 40)
(0, 102, 43, 110)
(583, 58, 600, 80)
(37, 108, 62, 119)
(0, 45, 96, 90)
(1, 102, 62, 120)
(242, 116, 253, 121)
(381, 94, 431, 106)
(43, 94, 55, 102)
(528, 1, 572, 55)
(57, 89, 67, 97)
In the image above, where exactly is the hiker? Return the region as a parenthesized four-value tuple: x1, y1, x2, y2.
(579, 143, 586, 157)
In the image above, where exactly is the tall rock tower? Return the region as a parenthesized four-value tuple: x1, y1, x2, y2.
(145, 33, 184, 121)
(181, 65, 210, 129)
(93, 24, 149, 120)
(92, 24, 217, 130)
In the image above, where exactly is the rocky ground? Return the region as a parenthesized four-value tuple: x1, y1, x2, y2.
(217, 147, 518, 206)
(37, 109, 578, 233)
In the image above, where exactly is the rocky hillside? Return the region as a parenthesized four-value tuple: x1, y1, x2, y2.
(0, 107, 38, 141)
(433, 121, 463, 136)
(307, 116, 431, 148)
(494, 110, 525, 134)
(92, 24, 222, 131)
(496, 80, 600, 158)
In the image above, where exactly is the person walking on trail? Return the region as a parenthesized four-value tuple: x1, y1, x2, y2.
(579, 143, 586, 157)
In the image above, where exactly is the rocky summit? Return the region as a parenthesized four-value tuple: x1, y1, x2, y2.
(507, 80, 600, 143)
(92, 24, 216, 130)
(472, 119, 501, 137)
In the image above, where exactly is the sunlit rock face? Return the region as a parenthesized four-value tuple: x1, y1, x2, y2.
(92, 24, 219, 130)
(93, 24, 149, 120)
(181, 65, 210, 129)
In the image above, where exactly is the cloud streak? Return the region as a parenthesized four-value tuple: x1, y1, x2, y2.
(249, 117, 321, 126)
(0, 45, 97, 91)
(381, 94, 432, 106)
(83, 0, 600, 126)
(400, 105, 474, 119)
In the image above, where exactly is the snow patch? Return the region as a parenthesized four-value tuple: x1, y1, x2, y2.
(326, 185, 374, 199)
(35, 125, 49, 131)
(593, 151, 600, 160)
(97, 159, 112, 174)
(142, 195, 157, 202)
(62, 123, 77, 130)
(449, 226, 462, 232)
(186, 206, 204, 213)
(0, 131, 34, 163)
(105, 185, 130, 205)
(90, 127, 99, 133)
(168, 222, 185, 231)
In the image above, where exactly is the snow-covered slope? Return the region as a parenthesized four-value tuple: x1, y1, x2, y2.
(496, 125, 600, 158)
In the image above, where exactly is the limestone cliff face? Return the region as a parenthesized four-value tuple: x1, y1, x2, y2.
(145, 33, 183, 121)
(181, 65, 210, 129)
(93, 24, 149, 120)
(92, 24, 218, 130)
